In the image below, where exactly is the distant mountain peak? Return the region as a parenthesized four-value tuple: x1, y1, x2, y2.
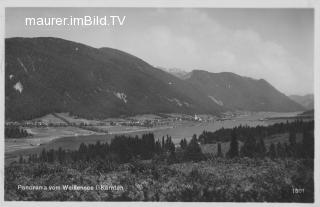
(158, 67, 189, 79)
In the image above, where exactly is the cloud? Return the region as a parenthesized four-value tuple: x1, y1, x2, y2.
(107, 9, 312, 95)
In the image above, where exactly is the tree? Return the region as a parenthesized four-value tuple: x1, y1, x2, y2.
(57, 147, 66, 163)
(217, 142, 223, 157)
(289, 131, 296, 146)
(161, 136, 165, 150)
(40, 148, 48, 162)
(283, 142, 291, 157)
(180, 138, 187, 150)
(257, 137, 266, 158)
(240, 134, 256, 158)
(302, 130, 314, 158)
(110, 136, 132, 162)
(268, 143, 276, 159)
(276, 142, 285, 158)
(184, 135, 203, 161)
(19, 155, 24, 164)
(227, 130, 239, 158)
(141, 133, 155, 159)
(164, 135, 175, 154)
(47, 149, 55, 163)
(5, 126, 30, 138)
(155, 140, 162, 154)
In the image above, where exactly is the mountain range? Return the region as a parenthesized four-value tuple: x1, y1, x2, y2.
(5, 37, 304, 121)
(289, 94, 314, 110)
(185, 70, 305, 112)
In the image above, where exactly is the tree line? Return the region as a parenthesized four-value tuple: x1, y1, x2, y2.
(199, 120, 313, 144)
(227, 126, 314, 159)
(5, 126, 31, 138)
(22, 132, 206, 166)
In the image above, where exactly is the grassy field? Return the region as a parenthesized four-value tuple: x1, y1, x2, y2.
(54, 113, 102, 125)
(5, 134, 112, 164)
(33, 114, 67, 124)
(5, 126, 99, 156)
(27, 126, 98, 138)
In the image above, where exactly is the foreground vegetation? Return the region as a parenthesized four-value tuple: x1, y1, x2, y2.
(5, 158, 313, 202)
(5, 120, 314, 202)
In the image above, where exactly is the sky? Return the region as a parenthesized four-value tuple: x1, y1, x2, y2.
(6, 8, 314, 95)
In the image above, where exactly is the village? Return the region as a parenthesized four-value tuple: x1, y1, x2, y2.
(5, 112, 225, 130)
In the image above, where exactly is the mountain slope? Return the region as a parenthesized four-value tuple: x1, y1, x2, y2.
(289, 94, 314, 110)
(5, 37, 223, 121)
(185, 70, 305, 112)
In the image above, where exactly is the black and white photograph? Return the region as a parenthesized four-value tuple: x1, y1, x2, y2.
(1, 2, 319, 204)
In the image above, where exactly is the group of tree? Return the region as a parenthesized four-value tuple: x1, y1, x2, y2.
(23, 132, 207, 165)
(199, 120, 313, 144)
(226, 127, 314, 159)
(5, 126, 31, 138)
(25, 133, 178, 164)
(180, 135, 204, 161)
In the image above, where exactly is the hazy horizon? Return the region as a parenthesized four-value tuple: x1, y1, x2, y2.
(6, 8, 314, 96)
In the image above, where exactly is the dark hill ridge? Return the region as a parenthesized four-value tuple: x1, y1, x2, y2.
(185, 70, 304, 112)
(5, 37, 304, 121)
(5, 37, 223, 121)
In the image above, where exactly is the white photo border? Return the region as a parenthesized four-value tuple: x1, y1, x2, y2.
(0, 1, 319, 207)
